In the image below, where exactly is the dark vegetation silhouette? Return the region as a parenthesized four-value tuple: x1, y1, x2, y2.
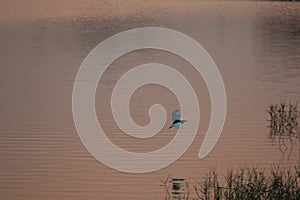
(159, 102, 300, 199)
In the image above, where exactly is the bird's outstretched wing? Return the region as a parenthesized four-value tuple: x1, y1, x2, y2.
(172, 110, 180, 122)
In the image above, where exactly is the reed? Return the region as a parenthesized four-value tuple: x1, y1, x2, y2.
(195, 165, 300, 200)
(267, 102, 300, 137)
(161, 165, 300, 200)
(267, 102, 300, 162)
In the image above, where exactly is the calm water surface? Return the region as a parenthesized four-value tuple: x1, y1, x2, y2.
(0, 1, 300, 199)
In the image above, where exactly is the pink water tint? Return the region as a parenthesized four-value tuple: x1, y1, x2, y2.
(0, 1, 299, 199)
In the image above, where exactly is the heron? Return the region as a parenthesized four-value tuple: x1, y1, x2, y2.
(168, 109, 187, 129)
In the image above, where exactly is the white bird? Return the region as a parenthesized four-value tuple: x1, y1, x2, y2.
(168, 110, 187, 129)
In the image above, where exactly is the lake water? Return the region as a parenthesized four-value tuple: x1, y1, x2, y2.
(0, 1, 300, 199)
